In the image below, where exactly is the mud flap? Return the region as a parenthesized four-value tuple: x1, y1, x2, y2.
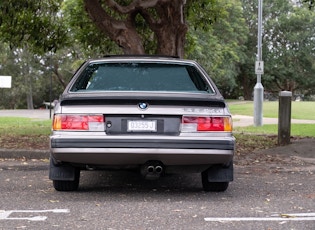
(49, 158, 77, 181)
(206, 163, 233, 182)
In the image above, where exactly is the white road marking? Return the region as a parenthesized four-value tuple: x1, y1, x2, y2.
(205, 213, 315, 222)
(0, 209, 69, 221)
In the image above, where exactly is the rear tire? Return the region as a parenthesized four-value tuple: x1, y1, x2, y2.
(53, 169, 80, 191)
(201, 171, 229, 192)
(53, 179, 79, 191)
(49, 158, 80, 191)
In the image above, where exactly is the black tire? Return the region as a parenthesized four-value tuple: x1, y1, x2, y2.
(53, 169, 80, 192)
(201, 171, 229, 192)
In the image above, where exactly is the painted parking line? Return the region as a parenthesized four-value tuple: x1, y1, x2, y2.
(0, 209, 69, 221)
(204, 213, 315, 222)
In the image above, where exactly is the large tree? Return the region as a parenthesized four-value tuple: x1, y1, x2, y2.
(303, 0, 314, 9)
(84, 0, 187, 57)
(0, 0, 68, 54)
(65, 0, 221, 58)
(0, 45, 49, 109)
(0, 0, 223, 108)
(264, 5, 315, 97)
(1, 0, 221, 58)
(186, 0, 248, 98)
(239, 0, 315, 99)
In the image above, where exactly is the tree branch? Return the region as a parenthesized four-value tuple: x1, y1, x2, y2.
(84, 0, 145, 54)
(138, 9, 159, 30)
(51, 62, 67, 89)
(84, 0, 126, 37)
(105, 0, 161, 14)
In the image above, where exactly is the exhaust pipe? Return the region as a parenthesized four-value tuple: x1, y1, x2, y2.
(147, 166, 155, 173)
(86, 165, 96, 171)
(155, 165, 163, 174)
(141, 161, 164, 180)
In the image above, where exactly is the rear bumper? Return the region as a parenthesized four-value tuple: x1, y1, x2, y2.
(51, 148, 234, 165)
(50, 136, 235, 166)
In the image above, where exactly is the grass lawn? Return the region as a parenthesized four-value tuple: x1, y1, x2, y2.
(0, 117, 51, 149)
(0, 117, 51, 135)
(228, 101, 315, 120)
(234, 124, 315, 137)
(229, 101, 315, 137)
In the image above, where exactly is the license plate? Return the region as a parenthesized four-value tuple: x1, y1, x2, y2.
(127, 120, 157, 132)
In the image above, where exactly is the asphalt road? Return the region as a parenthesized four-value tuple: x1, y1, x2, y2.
(0, 159, 314, 230)
(0, 109, 52, 120)
(1, 110, 315, 229)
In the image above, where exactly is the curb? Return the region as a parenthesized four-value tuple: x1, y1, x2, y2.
(0, 149, 50, 159)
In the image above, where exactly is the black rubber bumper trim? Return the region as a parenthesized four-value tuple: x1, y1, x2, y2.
(51, 138, 235, 150)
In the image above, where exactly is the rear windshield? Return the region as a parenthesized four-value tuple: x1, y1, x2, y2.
(70, 62, 214, 93)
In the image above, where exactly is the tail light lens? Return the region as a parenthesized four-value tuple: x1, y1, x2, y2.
(181, 116, 232, 132)
(53, 114, 104, 131)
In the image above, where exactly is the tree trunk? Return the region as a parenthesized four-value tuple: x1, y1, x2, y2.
(52, 62, 67, 89)
(26, 93, 34, 110)
(84, 0, 145, 54)
(155, 27, 187, 58)
(84, 0, 188, 57)
(25, 73, 34, 110)
(143, 0, 188, 57)
(23, 60, 34, 109)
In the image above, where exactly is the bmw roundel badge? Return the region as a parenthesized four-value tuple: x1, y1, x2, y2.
(138, 102, 148, 110)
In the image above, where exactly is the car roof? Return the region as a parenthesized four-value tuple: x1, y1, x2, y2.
(86, 55, 198, 65)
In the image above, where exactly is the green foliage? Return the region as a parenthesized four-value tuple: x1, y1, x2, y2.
(186, 0, 248, 97)
(0, 45, 42, 109)
(186, 0, 223, 30)
(61, 0, 120, 57)
(303, 0, 315, 9)
(0, 42, 79, 109)
(238, 0, 315, 99)
(264, 4, 315, 96)
(0, 0, 68, 54)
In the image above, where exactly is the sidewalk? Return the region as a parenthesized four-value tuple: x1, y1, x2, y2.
(0, 109, 52, 120)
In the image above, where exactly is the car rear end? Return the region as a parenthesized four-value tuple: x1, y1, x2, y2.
(49, 56, 235, 192)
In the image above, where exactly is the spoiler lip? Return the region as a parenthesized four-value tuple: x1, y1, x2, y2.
(59, 93, 226, 107)
(60, 91, 224, 101)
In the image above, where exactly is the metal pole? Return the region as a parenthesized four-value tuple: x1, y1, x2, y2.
(254, 0, 264, 126)
(49, 72, 52, 119)
(278, 91, 292, 145)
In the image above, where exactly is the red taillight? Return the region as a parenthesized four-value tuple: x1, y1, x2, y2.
(181, 116, 232, 132)
(53, 114, 104, 131)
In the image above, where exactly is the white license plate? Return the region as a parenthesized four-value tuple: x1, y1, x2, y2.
(127, 120, 157, 132)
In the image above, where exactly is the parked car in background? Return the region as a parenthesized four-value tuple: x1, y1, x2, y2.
(49, 56, 235, 192)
